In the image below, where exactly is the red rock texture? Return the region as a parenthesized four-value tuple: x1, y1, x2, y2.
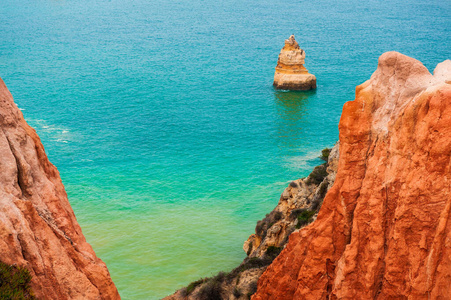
(0, 78, 120, 299)
(253, 52, 451, 299)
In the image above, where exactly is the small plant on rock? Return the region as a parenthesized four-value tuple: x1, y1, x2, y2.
(320, 148, 331, 161)
(185, 278, 206, 295)
(247, 280, 258, 298)
(265, 246, 282, 259)
(0, 262, 36, 300)
(198, 279, 222, 300)
(246, 241, 253, 256)
(273, 211, 283, 221)
(306, 164, 328, 185)
(296, 210, 316, 229)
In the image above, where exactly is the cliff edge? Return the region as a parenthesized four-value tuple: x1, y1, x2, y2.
(253, 52, 451, 299)
(0, 78, 120, 299)
(164, 147, 339, 300)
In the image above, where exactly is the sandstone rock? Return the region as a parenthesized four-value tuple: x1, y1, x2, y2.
(164, 146, 339, 300)
(163, 267, 264, 300)
(273, 35, 317, 90)
(244, 143, 339, 259)
(253, 52, 451, 299)
(0, 78, 120, 299)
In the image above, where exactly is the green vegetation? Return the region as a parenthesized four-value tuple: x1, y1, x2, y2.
(182, 272, 227, 299)
(290, 208, 304, 220)
(246, 241, 253, 256)
(255, 220, 265, 236)
(247, 280, 258, 298)
(238, 257, 269, 272)
(320, 147, 331, 161)
(187, 278, 205, 294)
(273, 211, 283, 221)
(198, 278, 222, 300)
(296, 210, 316, 229)
(318, 181, 329, 197)
(0, 262, 35, 300)
(225, 256, 274, 282)
(268, 222, 278, 231)
(200, 272, 227, 299)
(306, 164, 328, 185)
(180, 147, 335, 299)
(265, 246, 282, 259)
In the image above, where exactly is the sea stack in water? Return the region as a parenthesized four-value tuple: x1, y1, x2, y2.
(273, 35, 316, 90)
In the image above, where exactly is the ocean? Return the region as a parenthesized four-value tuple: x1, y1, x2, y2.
(0, 0, 449, 298)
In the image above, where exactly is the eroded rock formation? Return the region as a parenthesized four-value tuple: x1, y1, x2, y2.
(164, 147, 339, 300)
(244, 144, 339, 259)
(273, 35, 317, 90)
(0, 78, 120, 299)
(253, 52, 451, 299)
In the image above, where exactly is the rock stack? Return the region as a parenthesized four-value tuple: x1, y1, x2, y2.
(273, 35, 316, 90)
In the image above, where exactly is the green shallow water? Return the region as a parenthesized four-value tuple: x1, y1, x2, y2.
(0, 0, 449, 298)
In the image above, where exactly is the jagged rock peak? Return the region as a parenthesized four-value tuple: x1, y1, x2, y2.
(284, 35, 300, 50)
(273, 35, 316, 90)
(0, 78, 120, 299)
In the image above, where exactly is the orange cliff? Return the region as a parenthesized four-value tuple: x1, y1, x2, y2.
(0, 78, 120, 299)
(253, 52, 451, 299)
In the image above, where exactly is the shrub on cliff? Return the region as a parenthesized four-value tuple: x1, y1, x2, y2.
(247, 280, 258, 298)
(320, 148, 331, 161)
(290, 208, 305, 220)
(296, 210, 316, 229)
(0, 262, 35, 300)
(306, 164, 328, 185)
(265, 246, 282, 259)
(317, 181, 329, 198)
(255, 220, 265, 236)
(182, 278, 206, 296)
(198, 278, 222, 300)
(273, 211, 283, 221)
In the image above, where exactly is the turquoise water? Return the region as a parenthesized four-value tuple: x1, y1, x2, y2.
(1, 0, 449, 298)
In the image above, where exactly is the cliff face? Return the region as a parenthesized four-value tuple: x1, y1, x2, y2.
(164, 148, 339, 300)
(273, 35, 316, 90)
(244, 144, 339, 259)
(0, 78, 120, 299)
(254, 52, 451, 299)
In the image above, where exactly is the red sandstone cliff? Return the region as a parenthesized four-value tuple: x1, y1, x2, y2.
(253, 52, 451, 299)
(0, 78, 120, 299)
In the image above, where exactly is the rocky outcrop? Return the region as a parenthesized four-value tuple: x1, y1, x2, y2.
(0, 78, 120, 299)
(253, 52, 451, 299)
(164, 147, 338, 300)
(244, 145, 339, 259)
(273, 35, 316, 90)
